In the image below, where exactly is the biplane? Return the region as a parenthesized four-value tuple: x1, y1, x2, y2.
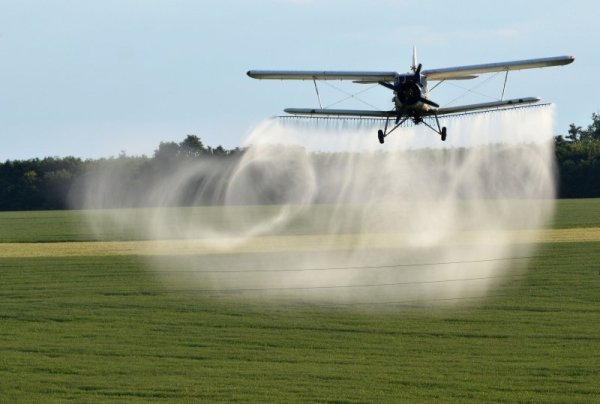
(247, 49, 574, 143)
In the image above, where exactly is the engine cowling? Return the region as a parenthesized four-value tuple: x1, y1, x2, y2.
(396, 81, 422, 106)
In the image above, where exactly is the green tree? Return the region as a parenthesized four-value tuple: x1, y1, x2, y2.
(565, 123, 582, 142)
(179, 135, 206, 158)
(581, 112, 600, 141)
(153, 141, 180, 161)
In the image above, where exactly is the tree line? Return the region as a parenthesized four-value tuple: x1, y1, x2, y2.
(1, 115, 600, 211)
(0, 136, 242, 211)
(554, 113, 600, 198)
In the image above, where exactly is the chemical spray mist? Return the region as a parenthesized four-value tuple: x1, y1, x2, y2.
(73, 106, 556, 306)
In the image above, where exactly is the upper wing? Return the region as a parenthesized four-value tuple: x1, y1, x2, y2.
(249, 56, 574, 82)
(425, 97, 541, 116)
(423, 55, 574, 81)
(247, 70, 397, 82)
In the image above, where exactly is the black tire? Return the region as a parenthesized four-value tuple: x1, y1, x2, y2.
(378, 130, 385, 144)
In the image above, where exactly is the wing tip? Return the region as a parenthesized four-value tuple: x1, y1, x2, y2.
(557, 55, 575, 66)
(507, 97, 541, 105)
(284, 108, 318, 115)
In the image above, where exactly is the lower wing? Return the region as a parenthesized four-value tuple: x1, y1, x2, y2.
(284, 97, 541, 118)
(284, 108, 394, 117)
(432, 97, 540, 115)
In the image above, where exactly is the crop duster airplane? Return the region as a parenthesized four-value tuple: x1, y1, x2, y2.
(247, 50, 574, 143)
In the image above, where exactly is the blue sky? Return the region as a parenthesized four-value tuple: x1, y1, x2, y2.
(0, 0, 597, 160)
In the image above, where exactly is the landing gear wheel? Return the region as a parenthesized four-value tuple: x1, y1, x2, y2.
(378, 130, 385, 144)
(441, 127, 447, 142)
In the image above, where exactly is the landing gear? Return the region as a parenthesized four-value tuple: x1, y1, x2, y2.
(420, 112, 448, 142)
(376, 115, 408, 144)
(376, 112, 448, 144)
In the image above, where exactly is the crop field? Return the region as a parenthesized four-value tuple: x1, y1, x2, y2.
(1, 199, 600, 401)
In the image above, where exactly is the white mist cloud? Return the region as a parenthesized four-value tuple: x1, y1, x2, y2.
(76, 106, 556, 307)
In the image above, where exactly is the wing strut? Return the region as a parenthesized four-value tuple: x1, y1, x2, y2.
(312, 78, 323, 109)
(501, 70, 509, 101)
(429, 79, 445, 92)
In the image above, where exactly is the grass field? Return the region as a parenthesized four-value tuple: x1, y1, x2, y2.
(1, 200, 600, 401)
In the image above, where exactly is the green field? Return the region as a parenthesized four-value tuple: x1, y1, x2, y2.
(2, 199, 600, 244)
(1, 200, 600, 401)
